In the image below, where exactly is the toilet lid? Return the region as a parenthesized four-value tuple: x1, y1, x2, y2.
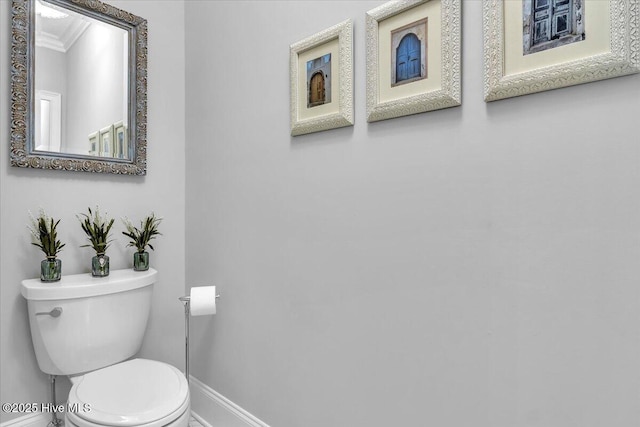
(68, 359, 189, 426)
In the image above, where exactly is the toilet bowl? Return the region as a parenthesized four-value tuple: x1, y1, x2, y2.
(21, 268, 189, 427)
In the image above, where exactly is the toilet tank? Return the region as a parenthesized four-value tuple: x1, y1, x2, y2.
(21, 268, 157, 376)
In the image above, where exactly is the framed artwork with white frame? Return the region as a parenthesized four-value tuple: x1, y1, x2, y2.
(290, 19, 354, 136)
(88, 131, 99, 156)
(113, 121, 128, 159)
(99, 125, 114, 157)
(483, 0, 640, 102)
(366, 0, 461, 123)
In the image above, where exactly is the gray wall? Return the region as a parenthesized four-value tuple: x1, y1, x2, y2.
(0, 1, 185, 422)
(185, 1, 640, 427)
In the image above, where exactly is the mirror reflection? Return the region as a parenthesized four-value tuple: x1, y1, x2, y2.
(34, 0, 130, 159)
(10, 0, 147, 175)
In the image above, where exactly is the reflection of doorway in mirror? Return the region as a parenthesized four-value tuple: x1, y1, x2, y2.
(35, 0, 128, 157)
(35, 90, 62, 152)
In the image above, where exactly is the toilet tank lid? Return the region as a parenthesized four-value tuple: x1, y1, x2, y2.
(21, 268, 157, 301)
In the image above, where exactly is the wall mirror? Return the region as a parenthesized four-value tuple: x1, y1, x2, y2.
(10, 0, 147, 175)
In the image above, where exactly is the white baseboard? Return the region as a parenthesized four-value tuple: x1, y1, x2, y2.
(1, 412, 50, 427)
(1, 377, 267, 427)
(189, 376, 270, 427)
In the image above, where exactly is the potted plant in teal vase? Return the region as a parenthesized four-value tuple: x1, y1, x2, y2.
(28, 209, 65, 282)
(122, 213, 162, 271)
(78, 206, 114, 277)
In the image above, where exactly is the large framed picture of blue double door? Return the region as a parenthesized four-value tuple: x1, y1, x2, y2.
(483, 0, 640, 101)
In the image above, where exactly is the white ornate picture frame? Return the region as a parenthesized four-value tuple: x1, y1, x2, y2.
(483, 0, 640, 102)
(366, 0, 461, 123)
(88, 131, 99, 156)
(290, 19, 354, 136)
(99, 125, 114, 157)
(114, 121, 128, 159)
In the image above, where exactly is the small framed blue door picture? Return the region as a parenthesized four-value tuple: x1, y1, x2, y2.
(366, 0, 461, 122)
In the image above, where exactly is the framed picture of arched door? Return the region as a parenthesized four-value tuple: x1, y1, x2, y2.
(290, 20, 354, 136)
(366, 0, 461, 122)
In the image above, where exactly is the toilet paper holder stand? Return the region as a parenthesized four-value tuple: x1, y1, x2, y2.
(178, 292, 220, 384)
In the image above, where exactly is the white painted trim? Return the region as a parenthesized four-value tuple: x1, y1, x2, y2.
(189, 376, 270, 427)
(0, 412, 50, 427)
(35, 89, 62, 152)
(190, 411, 213, 427)
(35, 20, 90, 53)
(0, 377, 267, 427)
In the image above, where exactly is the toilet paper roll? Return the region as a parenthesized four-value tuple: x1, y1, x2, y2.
(190, 286, 217, 316)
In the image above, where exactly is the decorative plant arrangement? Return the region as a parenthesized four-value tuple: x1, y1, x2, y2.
(122, 213, 162, 271)
(26, 206, 163, 279)
(28, 209, 65, 282)
(78, 206, 115, 277)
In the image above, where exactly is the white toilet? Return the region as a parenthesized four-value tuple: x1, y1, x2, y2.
(21, 268, 190, 427)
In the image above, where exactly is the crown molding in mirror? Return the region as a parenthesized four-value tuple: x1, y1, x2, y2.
(10, 0, 148, 175)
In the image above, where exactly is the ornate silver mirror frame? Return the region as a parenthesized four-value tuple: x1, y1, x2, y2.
(10, 0, 148, 175)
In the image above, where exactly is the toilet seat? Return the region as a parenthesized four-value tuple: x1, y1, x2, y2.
(66, 359, 189, 427)
(65, 403, 190, 427)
